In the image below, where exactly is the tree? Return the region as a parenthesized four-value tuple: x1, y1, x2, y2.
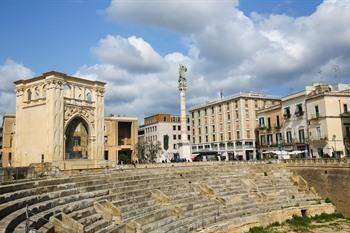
(148, 141, 163, 163)
(136, 140, 148, 163)
(136, 140, 163, 163)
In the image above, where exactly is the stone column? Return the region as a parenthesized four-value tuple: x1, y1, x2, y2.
(178, 64, 192, 161)
(13, 84, 24, 166)
(93, 86, 105, 161)
(46, 75, 64, 163)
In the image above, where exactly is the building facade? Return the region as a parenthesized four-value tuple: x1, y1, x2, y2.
(0, 114, 15, 167)
(256, 104, 283, 159)
(139, 113, 190, 162)
(104, 115, 138, 163)
(306, 84, 350, 158)
(13, 71, 106, 167)
(190, 93, 280, 160)
(256, 83, 350, 159)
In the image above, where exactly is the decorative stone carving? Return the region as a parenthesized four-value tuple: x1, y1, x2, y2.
(64, 104, 95, 126)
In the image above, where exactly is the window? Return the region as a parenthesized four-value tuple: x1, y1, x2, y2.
(298, 129, 305, 143)
(259, 117, 265, 127)
(295, 104, 303, 116)
(220, 133, 224, 141)
(205, 109, 207, 115)
(267, 134, 273, 145)
(198, 119, 201, 125)
(27, 89, 32, 101)
(315, 105, 320, 117)
(276, 116, 280, 127)
(205, 135, 208, 142)
(284, 107, 291, 118)
(236, 131, 240, 139)
(205, 126, 208, 134)
(260, 135, 266, 145)
(267, 117, 271, 129)
(316, 127, 321, 139)
(228, 132, 231, 140)
(188, 135, 190, 141)
(178, 135, 181, 140)
(246, 130, 251, 139)
(73, 137, 81, 146)
(286, 131, 292, 144)
(245, 110, 249, 118)
(276, 133, 282, 143)
(212, 125, 215, 132)
(227, 113, 231, 121)
(213, 134, 216, 141)
(211, 106, 214, 114)
(104, 136, 108, 144)
(235, 110, 239, 118)
(344, 104, 348, 113)
(199, 136, 202, 143)
(173, 144, 177, 149)
(178, 125, 181, 131)
(187, 126, 190, 131)
(173, 135, 176, 140)
(346, 126, 350, 138)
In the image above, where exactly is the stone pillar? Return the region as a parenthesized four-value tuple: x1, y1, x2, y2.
(46, 75, 65, 163)
(178, 64, 192, 161)
(13, 84, 24, 166)
(93, 86, 105, 160)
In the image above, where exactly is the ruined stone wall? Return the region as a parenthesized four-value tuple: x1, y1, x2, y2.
(286, 160, 350, 217)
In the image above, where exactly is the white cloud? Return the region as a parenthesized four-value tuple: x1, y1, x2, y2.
(0, 59, 34, 117)
(92, 35, 168, 73)
(77, 0, 350, 121)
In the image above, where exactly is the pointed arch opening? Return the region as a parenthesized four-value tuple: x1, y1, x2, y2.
(65, 117, 89, 160)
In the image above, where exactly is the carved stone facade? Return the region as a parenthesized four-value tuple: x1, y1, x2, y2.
(13, 71, 105, 167)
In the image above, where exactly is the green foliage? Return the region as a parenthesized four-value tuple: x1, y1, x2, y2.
(248, 226, 267, 233)
(287, 215, 311, 227)
(163, 135, 169, 151)
(270, 222, 280, 227)
(136, 140, 163, 163)
(312, 212, 344, 223)
(325, 197, 332, 203)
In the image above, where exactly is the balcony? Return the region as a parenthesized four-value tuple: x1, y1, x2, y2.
(309, 113, 321, 120)
(274, 124, 282, 130)
(119, 138, 131, 146)
(283, 113, 291, 120)
(295, 110, 304, 117)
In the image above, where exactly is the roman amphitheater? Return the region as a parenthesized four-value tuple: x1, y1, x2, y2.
(0, 159, 349, 233)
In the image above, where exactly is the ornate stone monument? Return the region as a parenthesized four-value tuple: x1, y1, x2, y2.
(13, 71, 105, 167)
(178, 64, 192, 161)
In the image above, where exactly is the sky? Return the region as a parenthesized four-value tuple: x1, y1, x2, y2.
(0, 0, 349, 123)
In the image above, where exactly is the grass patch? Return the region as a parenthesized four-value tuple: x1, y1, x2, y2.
(246, 213, 347, 233)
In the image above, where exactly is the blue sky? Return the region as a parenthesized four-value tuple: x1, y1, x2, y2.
(0, 0, 349, 120)
(0, 0, 322, 73)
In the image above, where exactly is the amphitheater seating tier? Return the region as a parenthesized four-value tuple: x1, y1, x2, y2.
(0, 163, 327, 233)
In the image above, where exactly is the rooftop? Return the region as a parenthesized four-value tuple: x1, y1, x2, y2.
(189, 92, 280, 111)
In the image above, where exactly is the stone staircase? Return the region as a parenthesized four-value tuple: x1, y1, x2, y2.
(0, 163, 334, 233)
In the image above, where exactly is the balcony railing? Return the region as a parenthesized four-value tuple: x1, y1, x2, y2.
(295, 110, 304, 117)
(119, 138, 131, 146)
(283, 113, 291, 119)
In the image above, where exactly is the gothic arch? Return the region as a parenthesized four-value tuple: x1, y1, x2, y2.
(64, 116, 91, 160)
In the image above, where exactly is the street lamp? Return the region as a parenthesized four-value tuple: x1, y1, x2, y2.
(332, 134, 337, 158)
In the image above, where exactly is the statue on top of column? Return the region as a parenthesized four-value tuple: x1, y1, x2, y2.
(178, 64, 187, 91)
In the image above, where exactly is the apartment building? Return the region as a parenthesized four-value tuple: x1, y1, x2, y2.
(0, 114, 15, 167)
(104, 115, 138, 164)
(256, 104, 283, 159)
(256, 83, 350, 159)
(139, 113, 190, 162)
(189, 93, 280, 160)
(306, 84, 350, 158)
